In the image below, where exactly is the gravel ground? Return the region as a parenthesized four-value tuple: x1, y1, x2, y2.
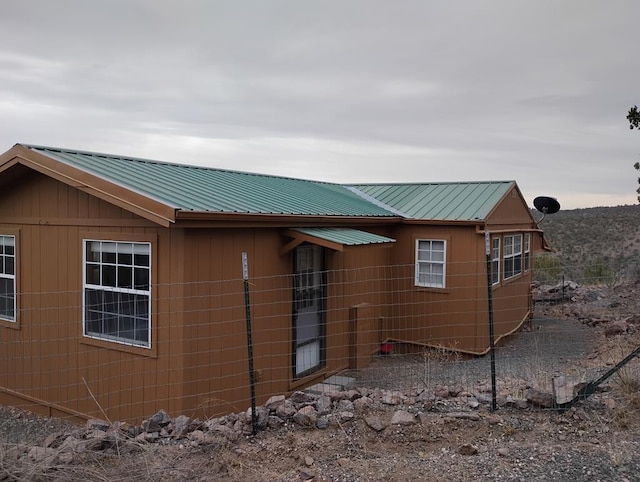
(352, 315, 598, 394)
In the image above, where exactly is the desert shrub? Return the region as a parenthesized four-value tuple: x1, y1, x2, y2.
(583, 258, 614, 286)
(533, 253, 562, 284)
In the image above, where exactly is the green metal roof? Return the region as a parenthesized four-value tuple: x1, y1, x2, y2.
(291, 227, 395, 246)
(349, 182, 514, 221)
(21, 145, 514, 222)
(24, 145, 398, 217)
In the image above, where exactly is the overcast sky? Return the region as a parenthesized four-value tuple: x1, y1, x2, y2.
(1, 1, 638, 209)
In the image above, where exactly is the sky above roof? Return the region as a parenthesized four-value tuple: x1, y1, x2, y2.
(1, 1, 638, 210)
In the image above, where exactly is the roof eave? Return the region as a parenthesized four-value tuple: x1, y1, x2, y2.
(174, 210, 403, 227)
(401, 218, 485, 226)
(5, 144, 177, 227)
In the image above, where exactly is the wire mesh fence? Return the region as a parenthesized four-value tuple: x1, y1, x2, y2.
(0, 258, 638, 425)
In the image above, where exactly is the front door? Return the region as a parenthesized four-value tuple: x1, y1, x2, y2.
(293, 244, 326, 377)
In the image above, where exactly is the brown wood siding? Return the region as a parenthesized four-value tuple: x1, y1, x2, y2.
(0, 172, 185, 423)
(385, 225, 490, 353)
(179, 229, 394, 417)
(486, 186, 536, 231)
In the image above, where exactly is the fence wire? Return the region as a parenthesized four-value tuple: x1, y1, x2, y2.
(0, 259, 638, 426)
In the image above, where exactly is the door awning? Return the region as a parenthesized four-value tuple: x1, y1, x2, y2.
(281, 227, 396, 255)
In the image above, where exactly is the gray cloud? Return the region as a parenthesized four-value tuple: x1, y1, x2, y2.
(0, 0, 638, 209)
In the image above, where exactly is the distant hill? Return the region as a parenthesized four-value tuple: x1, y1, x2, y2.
(533, 204, 640, 284)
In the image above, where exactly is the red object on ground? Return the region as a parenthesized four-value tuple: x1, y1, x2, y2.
(380, 343, 393, 355)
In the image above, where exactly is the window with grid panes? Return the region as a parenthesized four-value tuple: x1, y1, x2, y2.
(415, 239, 446, 288)
(83, 240, 151, 347)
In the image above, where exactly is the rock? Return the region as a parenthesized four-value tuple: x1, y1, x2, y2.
(338, 457, 350, 467)
(265, 395, 286, 409)
(304, 455, 314, 466)
(501, 396, 528, 409)
(458, 444, 478, 456)
(391, 410, 417, 425)
(467, 398, 480, 409)
(339, 411, 355, 422)
(475, 393, 493, 404)
(365, 415, 387, 432)
(434, 385, 450, 399)
(298, 471, 315, 481)
(605, 320, 628, 337)
(526, 389, 554, 408)
(86, 419, 109, 432)
(336, 399, 355, 412)
(449, 386, 464, 397)
(417, 390, 435, 409)
(344, 390, 361, 401)
(353, 396, 373, 412)
(143, 432, 160, 443)
(324, 390, 347, 401)
(210, 423, 240, 442)
(275, 400, 297, 419)
(246, 406, 270, 430)
(293, 405, 318, 426)
(497, 447, 509, 457)
(446, 412, 480, 421)
(316, 416, 330, 429)
(381, 390, 403, 405)
(150, 409, 172, 427)
(418, 412, 431, 425)
(290, 391, 316, 405)
(142, 418, 162, 434)
(316, 395, 332, 415)
(172, 415, 192, 439)
(268, 415, 284, 429)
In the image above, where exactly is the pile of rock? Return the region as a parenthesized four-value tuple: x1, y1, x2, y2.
(23, 382, 564, 468)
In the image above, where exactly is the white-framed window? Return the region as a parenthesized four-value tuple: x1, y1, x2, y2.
(524, 233, 531, 272)
(0, 235, 16, 321)
(83, 240, 151, 348)
(415, 239, 446, 288)
(491, 237, 500, 285)
(503, 234, 523, 280)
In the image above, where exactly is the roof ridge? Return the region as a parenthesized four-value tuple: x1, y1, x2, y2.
(22, 144, 344, 187)
(351, 180, 515, 186)
(345, 186, 409, 217)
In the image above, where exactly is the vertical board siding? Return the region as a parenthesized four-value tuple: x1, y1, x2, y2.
(0, 173, 183, 423)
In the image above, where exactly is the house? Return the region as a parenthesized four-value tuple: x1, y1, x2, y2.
(0, 143, 544, 423)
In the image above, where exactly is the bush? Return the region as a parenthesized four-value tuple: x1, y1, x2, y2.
(583, 258, 615, 285)
(533, 253, 562, 284)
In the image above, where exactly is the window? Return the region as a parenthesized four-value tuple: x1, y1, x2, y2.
(415, 239, 446, 288)
(524, 233, 531, 272)
(503, 234, 522, 280)
(83, 240, 151, 347)
(491, 237, 500, 285)
(0, 235, 16, 321)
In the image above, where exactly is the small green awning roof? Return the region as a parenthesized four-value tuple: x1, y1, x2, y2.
(282, 227, 396, 254)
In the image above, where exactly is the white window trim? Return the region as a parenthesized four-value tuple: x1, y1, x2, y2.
(415, 239, 447, 289)
(0, 235, 16, 322)
(82, 239, 152, 348)
(524, 233, 531, 272)
(491, 237, 500, 286)
(503, 234, 523, 280)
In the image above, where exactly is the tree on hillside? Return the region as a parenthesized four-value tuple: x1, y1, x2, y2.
(627, 105, 640, 202)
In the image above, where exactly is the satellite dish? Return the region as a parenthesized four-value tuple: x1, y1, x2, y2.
(533, 196, 560, 222)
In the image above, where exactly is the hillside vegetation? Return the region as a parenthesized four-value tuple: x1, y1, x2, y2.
(534, 204, 640, 285)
